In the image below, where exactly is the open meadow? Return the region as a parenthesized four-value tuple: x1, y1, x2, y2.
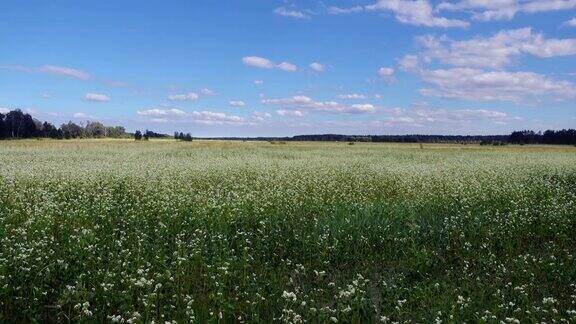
(0, 139, 575, 323)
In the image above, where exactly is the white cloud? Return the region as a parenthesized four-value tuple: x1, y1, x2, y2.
(401, 27, 576, 104)
(337, 94, 367, 99)
(252, 111, 272, 121)
(242, 56, 275, 69)
(84, 93, 110, 102)
(242, 56, 274, 69)
(417, 28, 576, 69)
(1, 64, 92, 80)
(137, 108, 186, 116)
(277, 109, 306, 117)
(168, 88, 216, 101)
(72, 112, 96, 119)
(323, 106, 513, 130)
(273, 7, 310, 19)
(564, 17, 576, 27)
(418, 67, 576, 102)
(200, 88, 216, 96)
(330, 1, 472, 28)
(378, 67, 395, 77)
(190, 111, 245, 125)
(254, 80, 264, 85)
(138, 108, 247, 125)
(309, 62, 325, 72)
(364, 0, 469, 27)
(263, 96, 313, 106)
(437, 0, 519, 21)
(523, 0, 576, 13)
(277, 62, 298, 72)
(328, 6, 365, 14)
(382, 106, 511, 127)
(42, 93, 51, 99)
(229, 100, 246, 107)
(168, 92, 199, 101)
(438, 0, 576, 21)
(0, 107, 9, 114)
(414, 108, 507, 121)
(39, 65, 91, 80)
(242, 56, 298, 72)
(350, 104, 376, 113)
(263, 95, 376, 114)
(399, 54, 421, 72)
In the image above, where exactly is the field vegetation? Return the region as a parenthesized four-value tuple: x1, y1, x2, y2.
(0, 140, 575, 323)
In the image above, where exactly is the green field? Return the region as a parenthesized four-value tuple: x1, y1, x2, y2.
(0, 140, 575, 323)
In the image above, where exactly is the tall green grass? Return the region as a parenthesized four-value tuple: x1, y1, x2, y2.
(0, 140, 575, 322)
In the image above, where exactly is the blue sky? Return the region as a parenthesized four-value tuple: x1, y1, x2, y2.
(1, 0, 575, 136)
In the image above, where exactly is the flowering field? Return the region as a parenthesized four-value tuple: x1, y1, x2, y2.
(0, 139, 575, 323)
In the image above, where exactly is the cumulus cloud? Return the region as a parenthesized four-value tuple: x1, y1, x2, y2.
(277, 62, 298, 72)
(524, 0, 576, 13)
(437, 0, 576, 21)
(323, 105, 514, 130)
(378, 67, 395, 77)
(399, 54, 421, 72)
(1, 64, 92, 80)
(328, 6, 365, 14)
(168, 88, 215, 101)
(350, 104, 376, 113)
(384, 106, 511, 127)
(242, 56, 275, 69)
(242, 56, 298, 72)
(379, 104, 512, 126)
(251, 111, 272, 121)
(417, 67, 576, 102)
(168, 92, 199, 101)
(263, 95, 376, 114)
(72, 112, 96, 119)
(229, 100, 246, 107)
(413, 107, 508, 121)
(329, 0, 469, 27)
(84, 93, 110, 102)
(200, 88, 216, 96)
(189, 111, 245, 125)
(417, 28, 576, 69)
(337, 94, 367, 99)
(564, 17, 576, 27)
(0, 107, 10, 114)
(437, 0, 520, 20)
(398, 27, 576, 104)
(150, 118, 168, 123)
(309, 62, 325, 72)
(137, 108, 186, 116)
(138, 108, 246, 125)
(277, 109, 306, 117)
(263, 96, 314, 106)
(273, 7, 310, 19)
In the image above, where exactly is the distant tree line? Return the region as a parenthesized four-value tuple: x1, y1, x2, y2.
(134, 130, 170, 141)
(0, 109, 127, 139)
(290, 134, 515, 144)
(2, 108, 575, 145)
(174, 132, 193, 141)
(508, 129, 576, 145)
(203, 130, 576, 145)
(203, 134, 512, 143)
